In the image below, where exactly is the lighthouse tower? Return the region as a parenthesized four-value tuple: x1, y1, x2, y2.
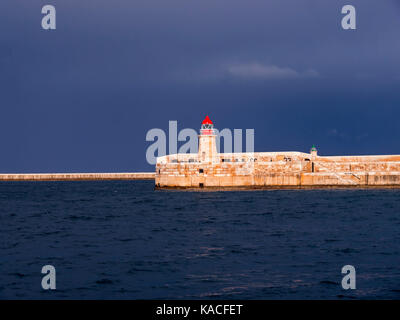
(310, 144, 318, 160)
(198, 116, 219, 164)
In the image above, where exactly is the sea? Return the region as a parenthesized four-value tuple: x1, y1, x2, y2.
(1, 180, 399, 299)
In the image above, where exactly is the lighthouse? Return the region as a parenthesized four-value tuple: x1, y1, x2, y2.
(198, 116, 219, 164)
(310, 144, 318, 160)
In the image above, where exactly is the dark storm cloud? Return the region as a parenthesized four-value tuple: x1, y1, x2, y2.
(0, 0, 400, 171)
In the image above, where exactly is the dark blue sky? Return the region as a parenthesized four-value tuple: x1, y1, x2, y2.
(1, 0, 400, 172)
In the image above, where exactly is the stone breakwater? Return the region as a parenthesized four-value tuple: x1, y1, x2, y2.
(156, 116, 400, 189)
(0, 172, 155, 181)
(155, 152, 400, 189)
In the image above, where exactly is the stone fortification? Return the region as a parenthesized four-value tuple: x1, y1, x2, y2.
(156, 117, 400, 189)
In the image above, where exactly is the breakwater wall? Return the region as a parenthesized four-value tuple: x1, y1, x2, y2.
(156, 172, 400, 189)
(156, 152, 400, 189)
(156, 117, 400, 189)
(0, 172, 155, 181)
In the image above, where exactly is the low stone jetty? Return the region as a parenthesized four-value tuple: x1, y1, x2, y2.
(0, 172, 155, 181)
(156, 116, 400, 189)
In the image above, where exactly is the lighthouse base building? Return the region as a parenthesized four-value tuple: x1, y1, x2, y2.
(155, 117, 400, 189)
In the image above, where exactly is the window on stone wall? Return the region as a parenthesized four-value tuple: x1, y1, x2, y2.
(199, 169, 204, 174)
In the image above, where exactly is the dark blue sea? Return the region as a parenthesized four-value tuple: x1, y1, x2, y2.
(1, 180, 400, 299)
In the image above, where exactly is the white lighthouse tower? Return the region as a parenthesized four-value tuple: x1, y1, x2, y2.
(198, 116, 219, 164)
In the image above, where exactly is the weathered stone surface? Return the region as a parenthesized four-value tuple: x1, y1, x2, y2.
(155, 154, 400, 188)
(0, 172, 155, 181)
(155, 118, 400, 189)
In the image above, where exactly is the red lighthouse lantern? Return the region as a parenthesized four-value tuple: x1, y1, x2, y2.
(200, 115, 214, 135)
